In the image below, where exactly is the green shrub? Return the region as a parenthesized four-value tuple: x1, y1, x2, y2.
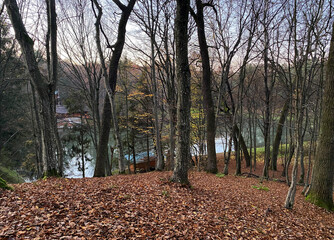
(216, 173, 225, 178)
(252, 184, 269, 192)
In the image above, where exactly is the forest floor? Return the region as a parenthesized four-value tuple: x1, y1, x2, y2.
(1, 160, 333, 239)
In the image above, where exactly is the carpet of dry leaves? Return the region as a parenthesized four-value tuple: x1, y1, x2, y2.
(1, 170, 333, 239)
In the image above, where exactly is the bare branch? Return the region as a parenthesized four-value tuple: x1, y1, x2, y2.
(112, 0, 126, 11)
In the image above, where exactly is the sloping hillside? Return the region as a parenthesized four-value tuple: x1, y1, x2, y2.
(1, 171, 333, 239)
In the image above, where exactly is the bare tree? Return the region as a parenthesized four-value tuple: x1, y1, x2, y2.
(133, 0, 164, 171)
(285, 0, 330, 208)
(92, 0, 136, 176)
(5, 0, 63, 176)
(190, 0, 217, 174)
(58, 0, 103, 153)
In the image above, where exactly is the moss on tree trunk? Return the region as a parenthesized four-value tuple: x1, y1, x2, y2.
(306, 24, 334, 211)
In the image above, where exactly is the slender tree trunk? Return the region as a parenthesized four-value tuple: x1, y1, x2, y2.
(171, 0, 191, 185)
(253, 113, 257, 170)
(232, 124, 241, 176)
(146, 126, 150, 171)
(223, 134, 233, 175)
(131, 132, 136, 174)
(262, 0, 271, 179)
(30, 84, 43, 178)
(81, 115, 85, 178)
(234, 124, 251, 167)
(151, 37, 164, 171)
(248, 107, 253, 172)
(272, 98, 290, 171)
(168, 104, 176, 170)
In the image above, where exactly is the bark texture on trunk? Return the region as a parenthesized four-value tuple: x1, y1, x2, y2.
(306, 24, 334, 211)
(171, 0, 190, 185)
(191, 0, 217, 174)
(94, 95, 111, 177)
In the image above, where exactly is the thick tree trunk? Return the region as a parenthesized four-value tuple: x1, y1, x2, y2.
(94, 95, 111, 177)
(191, 0, 217, 174)
(110, 95, 125, 173)
(171, 0, 191, 185)
(306, 24, 334, 211)
(40, 98, 58, 176)
(46, 0, 63, 176)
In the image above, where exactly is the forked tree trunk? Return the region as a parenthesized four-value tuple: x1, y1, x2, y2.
(92, 0, 136, 175)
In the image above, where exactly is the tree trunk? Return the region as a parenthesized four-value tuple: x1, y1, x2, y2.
(306, 24, 334, 211)
(191, 0, 217, 174)
(272, 98, 290, 171)
(168, 103, 176, 170)
(234, 124, 251, 167)
(131, 132, 136, 174)
(232, 125, 241, 176)
(151, 37, 164, 171)
(171, 0, 191, 185)
(5, 0, 60, 176)
(262, 0, 271, 180)
(94, 95, 111, 177)
(110, 95, 125, 173)
(92, 0, 136, 175)
(223, 134, 233, 175)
